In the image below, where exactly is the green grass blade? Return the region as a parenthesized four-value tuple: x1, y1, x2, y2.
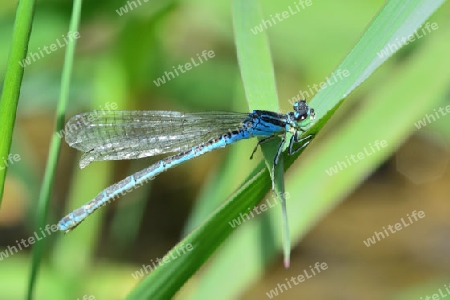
(232, 0, 278, 111)
(310, 0, 446, 117)
(0, 0, 35, 204)
(232, 0, 292, 266)
(26, 1, 82, 299)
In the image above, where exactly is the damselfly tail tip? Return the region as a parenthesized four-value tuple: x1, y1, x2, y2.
(57, 221, 69, 233)
(57, 215, 76, 233)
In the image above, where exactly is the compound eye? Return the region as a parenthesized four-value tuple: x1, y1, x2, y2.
(293, 100, 306, 110)
(295, 112, 308, 121)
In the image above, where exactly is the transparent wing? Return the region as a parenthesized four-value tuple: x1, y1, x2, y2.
(64, 110, 249, 168)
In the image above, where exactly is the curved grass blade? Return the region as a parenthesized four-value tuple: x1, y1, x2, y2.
(0, 0, 35, 203)
(27, 1, 82, 298)
(310, 0, 446, 115)
(232, 0, 293, 267)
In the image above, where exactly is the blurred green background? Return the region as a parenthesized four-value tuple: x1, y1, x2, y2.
(1, 0, 450, 299)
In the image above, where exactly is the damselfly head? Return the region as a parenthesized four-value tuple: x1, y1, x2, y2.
(293, 100, 315, 122)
